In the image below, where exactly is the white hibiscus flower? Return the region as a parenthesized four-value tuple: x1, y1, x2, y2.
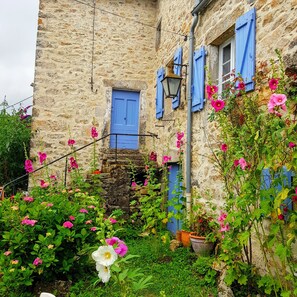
(97, 264, 111, 283)
(92, 245, 118, 266)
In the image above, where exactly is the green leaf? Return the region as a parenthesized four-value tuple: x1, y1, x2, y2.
(238, 274, 248, 285)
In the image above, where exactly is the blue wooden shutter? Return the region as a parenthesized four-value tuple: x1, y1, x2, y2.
(261, 167, 293, 220)
(235, 7, 256, 92)
(172, 47, 183, 110)
(192, 46, 206, 112)
(156, 67, 165, 119)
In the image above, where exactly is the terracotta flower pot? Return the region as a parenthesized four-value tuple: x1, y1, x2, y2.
(189, 233, 214, 256)
(176, 230, 182, 242)
(180, 230, 191, 247)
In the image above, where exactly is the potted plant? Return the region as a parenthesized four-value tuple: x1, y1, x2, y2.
(189, 204, 218, 256)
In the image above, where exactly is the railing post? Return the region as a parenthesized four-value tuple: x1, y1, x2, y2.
(115, 134, 118, 162)
(64, 157, 68, 187)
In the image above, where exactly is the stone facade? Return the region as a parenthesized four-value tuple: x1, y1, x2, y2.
(32, 0, 296, 198)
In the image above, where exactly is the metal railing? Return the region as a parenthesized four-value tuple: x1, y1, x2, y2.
(3, 132, 158, 194)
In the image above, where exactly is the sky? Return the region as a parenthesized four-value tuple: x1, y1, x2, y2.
(0, 0, 39, 112)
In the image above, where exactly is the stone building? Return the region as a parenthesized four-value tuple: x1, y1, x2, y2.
(32, 0, 296, 209)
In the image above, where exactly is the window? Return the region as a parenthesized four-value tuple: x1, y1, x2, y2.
(218, 37, 235, 93)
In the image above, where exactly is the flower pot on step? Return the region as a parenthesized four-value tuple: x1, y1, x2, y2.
(180, 230, 191, 247)
(189, 233, 214, 256)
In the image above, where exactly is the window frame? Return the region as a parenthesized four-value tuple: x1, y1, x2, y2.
(218, 36, 235, 95)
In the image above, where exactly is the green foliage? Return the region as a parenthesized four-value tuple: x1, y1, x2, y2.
(192, 256, 218, 287)
(208, 50, 297, 295)
(0, 108, 31, 192)
(0, 186, 120, 296)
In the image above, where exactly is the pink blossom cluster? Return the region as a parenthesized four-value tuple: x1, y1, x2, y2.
(162, 155, 172, 164)
(63, 221, 73, 228)
(91, 126, 98, 139)
(221, 143, 228, 152)
(149, 151, 157, 162)
(23, 196, 34, 202)
(206, 85, 218, 100)
(211, 99, 225, 112)
(40, 179, 49, 188)
(38, 152, 47, 165)
(105, 237, 128, 257)
(79, 208, 88, 213)
(24, 159, 34, 173)
(68, 139, 76, 146)
(268, 78, 279, 91)
(267, 93, 287, 117)
(234, 157, 248, 170)
(33, 257, 43, 266)
(218, 212, 230, 237)
(21, 218, 38, 226)
(69, 157, 78, 169)
(176, 131, 184, 149)
(131, 181, 137, 190)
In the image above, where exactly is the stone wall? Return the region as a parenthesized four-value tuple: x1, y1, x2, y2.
(32, 0, 296, 196)
(32, 0, 157, 178)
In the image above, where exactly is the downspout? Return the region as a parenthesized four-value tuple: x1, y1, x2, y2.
(186, 0, 213, 215)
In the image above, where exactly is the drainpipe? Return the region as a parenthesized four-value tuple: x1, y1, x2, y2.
(186, 0, 213, 214)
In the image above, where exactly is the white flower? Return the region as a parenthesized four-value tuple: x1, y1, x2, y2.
(97, 264, 111, 283)
(92, 245, 118, 266)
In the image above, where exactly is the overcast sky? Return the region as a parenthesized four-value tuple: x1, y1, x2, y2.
(0, 0, 39, 111)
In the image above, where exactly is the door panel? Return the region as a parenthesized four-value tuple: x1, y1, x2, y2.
(167, 163, 182, 235)
(110, 90, 140, 149)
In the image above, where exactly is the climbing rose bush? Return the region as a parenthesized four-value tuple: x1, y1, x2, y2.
(208, 51, 297, 296)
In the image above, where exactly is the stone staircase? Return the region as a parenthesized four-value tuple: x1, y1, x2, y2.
(98, 149, 146, 214)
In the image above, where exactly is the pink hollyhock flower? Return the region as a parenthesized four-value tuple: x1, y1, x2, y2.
(220, 223, 230, 232)
(68, 139, 76, 146)
(106, 237, 120, 246)
(88, 205, 96, 209)
(24, 159, 34, 173)
(63, 221, 73, 228)
(115, 243, 128, 257)
(109, 218, 117, 224)
(234, 159, 239, 167)
(162, 155, 172, 164)
(23, 196, 34, 202)
(91, 126, 98, 138)
(69, 215, 75, 221)
(50, 175, 57, 180)
(268, 99, 276, 113)
(131, 181, 137, 190)
(79, 208, 88, 213)
(218, 212, 227, 223)
(143, 179, 148, 186)
(38, 152, 47, 165)
(70, 157, 78, 169)
(221, 143, 228, 152)
(206, 85, 218, 99)
(211, 99, 225, 112)
(149, 151, 157, 161)
(85, 220, 92, 224)
(269, 78, 279, 91)
(4, 251, 12, 256)
(271, 93, 287, 106)
(238, 158, 248, 170)
(289, 142, 296, 148)
(237, 81, 245, 91)
(90, 227, 97, 231)
(40, 180, 49, 188)
(33, 257, 43, 266)
(177, 131, 184, 141)
(176, 140, 184, 148)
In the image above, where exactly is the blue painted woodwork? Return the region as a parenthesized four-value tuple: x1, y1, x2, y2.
(261, 167, 293, 220)
(172, 47, 183, 110)
(110, 90, 140, 149)
(156, 67, 165, 119)
(192, 46, 206, 112)
(167, 163, 182, 235)
(235, 7, 256, 92)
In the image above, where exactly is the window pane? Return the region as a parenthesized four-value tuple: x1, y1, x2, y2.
(223, 44, 231, 63)
(223, 62, 230, 76)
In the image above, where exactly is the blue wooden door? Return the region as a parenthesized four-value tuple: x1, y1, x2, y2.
(167, 163, 182, 235)
(110, 90, 140, 149)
